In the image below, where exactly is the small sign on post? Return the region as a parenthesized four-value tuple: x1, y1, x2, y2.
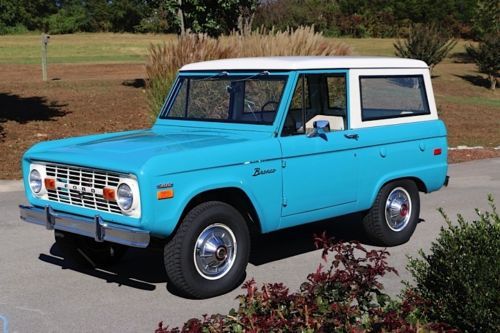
(41, 33, 50, 81)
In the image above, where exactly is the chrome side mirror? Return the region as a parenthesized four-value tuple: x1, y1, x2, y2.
(307, 120, 330, 140)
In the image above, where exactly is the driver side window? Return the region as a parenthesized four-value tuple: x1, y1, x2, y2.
(283, 75, 308, 136)
(282, 73, 347, 136)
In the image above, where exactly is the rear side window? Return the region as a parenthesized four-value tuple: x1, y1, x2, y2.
(360, 76, 430, 121)
(326, 76, 346, 110)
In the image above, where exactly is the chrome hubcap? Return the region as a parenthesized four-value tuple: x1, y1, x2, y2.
(385, 187, 412, 232)
(193, 223, 237, 280)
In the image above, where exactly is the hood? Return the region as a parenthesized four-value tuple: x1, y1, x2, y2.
(72, 130, 248, 154)
(24, 128, 275, 175)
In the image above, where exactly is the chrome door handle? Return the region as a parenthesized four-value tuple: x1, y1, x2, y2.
(344, 133, 359, 140)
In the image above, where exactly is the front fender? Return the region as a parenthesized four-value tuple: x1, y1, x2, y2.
(142, 160, 282, 237)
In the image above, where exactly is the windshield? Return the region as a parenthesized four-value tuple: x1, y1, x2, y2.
(162, 74, 287, 125)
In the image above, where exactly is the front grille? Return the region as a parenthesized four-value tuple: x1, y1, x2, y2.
(45, 163, 123, 215)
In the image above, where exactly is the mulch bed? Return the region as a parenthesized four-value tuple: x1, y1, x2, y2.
(449, 148, 500, 163)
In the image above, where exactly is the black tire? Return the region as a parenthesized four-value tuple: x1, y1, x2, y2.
(54, 230, 128, 267)
(164, 201, 250, 299)
(362, 179, 420, 246)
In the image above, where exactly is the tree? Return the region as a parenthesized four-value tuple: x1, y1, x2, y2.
(394, 24, 456, 72)
(0, 0, 57, 32)
(135, 0, 178, 33)
(169, 0, 258, 36)
(109, 0, 149, 32)
(471, 0, 500, 39)
(83, 0, 112, 32)
(0, 0, 23, 33)
(0, 0, 19, 27)
(18, 0, 57, 31)
(47, 6, 87, 34)
(466, 34, 499, 90)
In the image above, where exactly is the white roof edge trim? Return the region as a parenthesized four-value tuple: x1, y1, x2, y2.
(180, 56, 429, 71)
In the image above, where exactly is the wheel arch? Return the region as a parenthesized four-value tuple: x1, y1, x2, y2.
(175, 187, 262, 237)
(368, 176, 426, 208)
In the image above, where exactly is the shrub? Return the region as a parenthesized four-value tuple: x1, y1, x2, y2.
(156, 235, 455, 332)
(0, 23, 29, 35)
(465, 34, 499, 90)
(407, 195, 500, 332)
(145, 26, 351, 119)
(47, 7, 87, 34)
(394, 24, 456, 72)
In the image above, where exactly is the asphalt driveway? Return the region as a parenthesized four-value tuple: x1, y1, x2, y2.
(1, 158, 499, 332)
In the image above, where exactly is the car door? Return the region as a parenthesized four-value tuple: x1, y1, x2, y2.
(278, 72, 359, 223)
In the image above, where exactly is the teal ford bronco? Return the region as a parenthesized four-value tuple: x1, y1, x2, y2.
(20, 57, 448, 298)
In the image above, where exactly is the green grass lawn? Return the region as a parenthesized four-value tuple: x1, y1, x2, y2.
(0, 33, 173, 64)
(0, 33, 472, 64)
(341, 37, 470, 57)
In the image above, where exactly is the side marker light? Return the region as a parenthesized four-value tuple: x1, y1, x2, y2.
(157, 189, 174, 200)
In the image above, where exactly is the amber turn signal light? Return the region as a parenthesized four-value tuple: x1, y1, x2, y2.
(44, 178, 56, 190)
(103, 187, 116, 201)
(157, 189, 174, 200)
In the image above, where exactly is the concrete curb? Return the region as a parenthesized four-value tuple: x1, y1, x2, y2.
(0, 180, 24, 193)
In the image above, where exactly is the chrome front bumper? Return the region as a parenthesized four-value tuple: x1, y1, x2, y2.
(19, 205, 150, 248)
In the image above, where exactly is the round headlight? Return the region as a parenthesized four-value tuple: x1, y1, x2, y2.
(117, 183, 134, 211)
(29, 169, 42, 194)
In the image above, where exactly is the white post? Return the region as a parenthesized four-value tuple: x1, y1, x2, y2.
(41, 33, 50, 81)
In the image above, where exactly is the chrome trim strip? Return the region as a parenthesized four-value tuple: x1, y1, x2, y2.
(19, 205, 149, 248)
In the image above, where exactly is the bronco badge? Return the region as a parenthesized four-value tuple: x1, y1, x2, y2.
(252, 168, 276, 177)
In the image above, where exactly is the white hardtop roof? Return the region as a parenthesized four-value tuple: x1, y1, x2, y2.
(180, 56, 428, 71)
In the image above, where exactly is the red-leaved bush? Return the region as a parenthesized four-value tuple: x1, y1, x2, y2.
(156, 233, 457, 333)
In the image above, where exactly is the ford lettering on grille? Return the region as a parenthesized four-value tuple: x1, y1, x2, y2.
(45, 163, 122, 214)
(61, 183, 100, 195)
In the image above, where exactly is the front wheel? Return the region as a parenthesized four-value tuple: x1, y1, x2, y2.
(363, 179, 420, 246)
(164, 201, 250, 299)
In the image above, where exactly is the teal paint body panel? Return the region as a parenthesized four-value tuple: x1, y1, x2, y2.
(22, 126, 283, 234)
(21, 64, 448, 242)
(278, 131, 359, 217)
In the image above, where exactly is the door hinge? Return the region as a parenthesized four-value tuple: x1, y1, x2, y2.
(281, 160, 287, 168)
(282, 197, 288, 207)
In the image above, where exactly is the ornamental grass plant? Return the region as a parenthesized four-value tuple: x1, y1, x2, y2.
(145, 26, 351, 119)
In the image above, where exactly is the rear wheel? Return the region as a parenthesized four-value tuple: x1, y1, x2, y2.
(54, 230, 127, 267)
(363, 179, 420, 246)
(164, 201, 250, 299)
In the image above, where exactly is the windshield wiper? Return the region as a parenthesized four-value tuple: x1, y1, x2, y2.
(191, 71, 229, 81)
(191, 70, 270, 82)
(229, 71, 270, 82)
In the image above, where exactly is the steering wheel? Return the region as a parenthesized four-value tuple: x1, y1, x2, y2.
(261, 100, 279, 112)
(282, 111, 300, 136)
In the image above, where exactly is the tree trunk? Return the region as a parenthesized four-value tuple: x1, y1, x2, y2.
(177, 0, 185, 35)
